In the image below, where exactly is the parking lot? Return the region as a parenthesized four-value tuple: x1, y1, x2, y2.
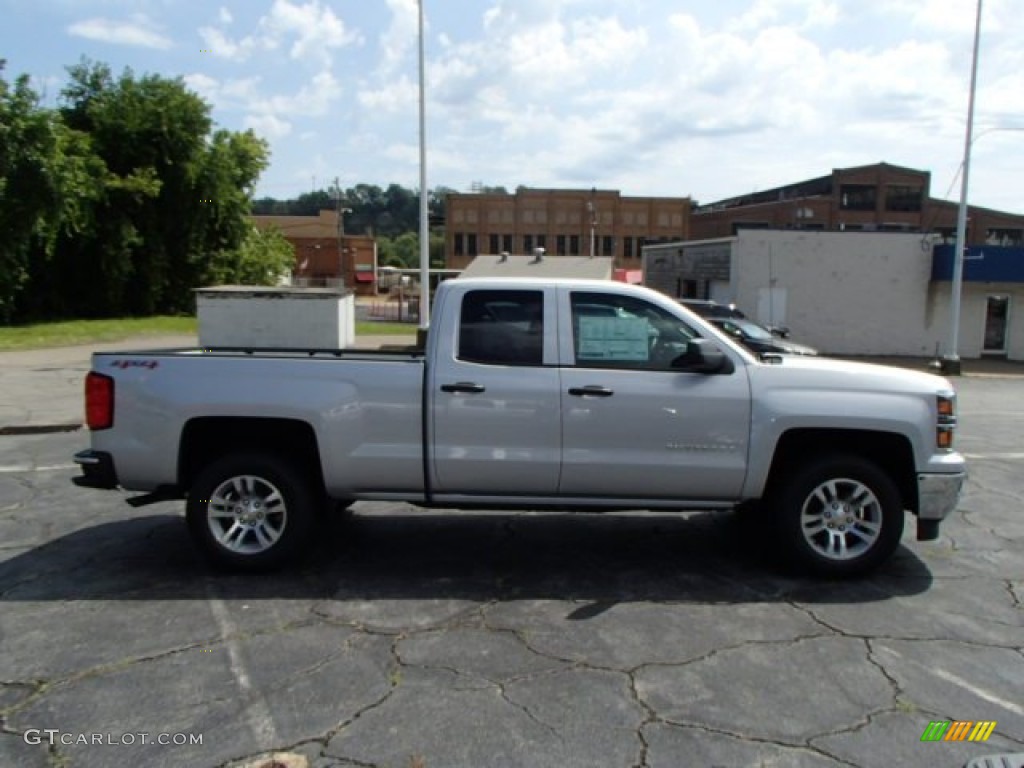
(0, 373, 1022, 768)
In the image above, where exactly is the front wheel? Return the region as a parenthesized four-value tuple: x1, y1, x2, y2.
(772, 455, 904, 577)
(186, 453, 319, 571)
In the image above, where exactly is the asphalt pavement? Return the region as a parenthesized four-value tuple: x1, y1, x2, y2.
(0, 336, 1022, 768)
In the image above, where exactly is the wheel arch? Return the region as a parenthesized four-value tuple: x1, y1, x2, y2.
(178, 417, 325, 494)
(766, 428, 918, 513)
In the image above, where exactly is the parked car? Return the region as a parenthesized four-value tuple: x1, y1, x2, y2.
(679, 299, 792, 337)
(709, 317, 819, 356)
(678, 299, 746, 319)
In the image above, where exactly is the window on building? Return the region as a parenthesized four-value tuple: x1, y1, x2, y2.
(570, 235, 580, 255)
(602, 236, 614, 256)
(986, 228, 1023, 246)
(502, 234, 513, 252)
(524, 235, 534, 252)
(885, 185, 923, 212)
(536, 235, 547, 251)
(488, 234, 500, 253)
(557, 235, 567, 255)
(454, 233, 464, 256)
(467, 233, 478, 256)
(732, 222, 770, 234)
(839, 184, 877, 211)
(624, 237, 634, 259)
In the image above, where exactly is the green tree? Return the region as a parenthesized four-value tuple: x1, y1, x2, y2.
(43, 59, 269, 317)
(233, 225, 295, 284)
(0, 64, 58, 320)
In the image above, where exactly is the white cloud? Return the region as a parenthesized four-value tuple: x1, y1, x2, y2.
(266, 70, 342, 116)
(184, 72, 220, 101)
(245, 113, 293, 139)
(733, 0, 840, 32)
(195, 0, 359, 68)
(379, 0, 419, 74)
(260, 0, 357, 65)
(358, 76, 418, 113)
(198, 25, 259, 61)
(67, 16, 173, 49)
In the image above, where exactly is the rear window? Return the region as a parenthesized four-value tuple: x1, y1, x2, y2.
(458, 290, 544, 366)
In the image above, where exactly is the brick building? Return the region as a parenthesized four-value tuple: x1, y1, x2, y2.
(444, 188, 691, 271)
(251, 210, 378, 295)
(690, 162, 1024, 246)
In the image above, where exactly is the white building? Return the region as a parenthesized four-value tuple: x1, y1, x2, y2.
(643, 230, 1023, 361)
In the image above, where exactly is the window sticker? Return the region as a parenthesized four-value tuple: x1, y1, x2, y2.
(577, 316, 650, 361)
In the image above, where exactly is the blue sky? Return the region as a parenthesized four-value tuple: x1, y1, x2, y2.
(3, 0, 1022, 211)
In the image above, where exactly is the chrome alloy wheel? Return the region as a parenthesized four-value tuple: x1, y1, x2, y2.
(206, 475, 288, 555)
(799, 477, 883, 561)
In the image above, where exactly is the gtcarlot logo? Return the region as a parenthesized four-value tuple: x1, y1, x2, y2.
(920, 720, 997, 742)
(23, 729, 203, 747)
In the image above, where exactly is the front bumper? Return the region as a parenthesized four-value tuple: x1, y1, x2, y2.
(915, 470, 967, 541)
(72, 449, 119, 490)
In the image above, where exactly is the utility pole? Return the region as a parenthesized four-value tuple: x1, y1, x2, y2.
(417, 0, 430, 338)
(942, 0, 983, 376)
(587, 192, 597, 258)
(333, 177, 343, 288)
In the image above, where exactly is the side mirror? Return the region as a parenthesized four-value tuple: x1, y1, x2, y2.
(672, 339, 733, 374)
(769, 325, 790, 338)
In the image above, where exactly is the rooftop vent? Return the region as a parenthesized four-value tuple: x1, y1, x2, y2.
(531, 247, 545, 264)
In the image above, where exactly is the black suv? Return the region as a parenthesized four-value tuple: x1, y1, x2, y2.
(677, 299, 746, 319)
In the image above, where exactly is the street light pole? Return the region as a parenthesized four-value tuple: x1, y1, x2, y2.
(417, 0, 430, 336)
(943, 0, 983, 375)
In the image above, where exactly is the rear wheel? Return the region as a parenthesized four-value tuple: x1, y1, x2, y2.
(186, 453, 318, 571)
(773, 454, 904, 577)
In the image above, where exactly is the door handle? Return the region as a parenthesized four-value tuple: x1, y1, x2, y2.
(441, 381, 486, 394)
(568, 385, 614, 398)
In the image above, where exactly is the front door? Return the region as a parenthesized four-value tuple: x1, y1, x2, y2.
(982, 295, 1010, 354)
(557, 288, 751, 500)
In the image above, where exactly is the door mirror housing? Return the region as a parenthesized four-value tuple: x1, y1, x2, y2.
(672, 339, 733, 374)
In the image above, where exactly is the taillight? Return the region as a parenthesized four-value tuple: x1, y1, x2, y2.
(85, 372, 114, 430)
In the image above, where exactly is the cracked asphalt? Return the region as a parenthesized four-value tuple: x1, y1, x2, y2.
(0, 374, 1022, 768)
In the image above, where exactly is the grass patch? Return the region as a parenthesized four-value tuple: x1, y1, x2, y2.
(355, 321, 418, 336)
(0, 316, 416, 350)
(0, 316, 198, 351)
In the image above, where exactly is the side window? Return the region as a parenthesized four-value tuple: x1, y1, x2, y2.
(458, 290, 544, 366)
(570, 292, 698, 370)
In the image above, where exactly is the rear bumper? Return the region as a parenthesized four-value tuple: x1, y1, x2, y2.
(72, 450, 119, 490)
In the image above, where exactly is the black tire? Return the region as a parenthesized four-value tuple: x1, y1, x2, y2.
(772, 454, 904, 577)
(186, 453, 319, 572)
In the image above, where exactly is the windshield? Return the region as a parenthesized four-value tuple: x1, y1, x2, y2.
(722, 319, 774, 340)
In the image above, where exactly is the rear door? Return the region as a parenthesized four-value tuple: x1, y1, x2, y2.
(429, 286, 562, 495)
(557, 287, 751, 500)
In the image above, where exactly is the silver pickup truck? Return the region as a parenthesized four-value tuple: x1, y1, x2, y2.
(73, 277, 966, 576)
